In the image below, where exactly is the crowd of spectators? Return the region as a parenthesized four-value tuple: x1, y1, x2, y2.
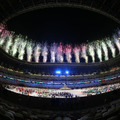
(0, 64, 120, 80)
(1, 91, 120, 120)
(1, 68, 120, 89)
(83, 83, 120, 96)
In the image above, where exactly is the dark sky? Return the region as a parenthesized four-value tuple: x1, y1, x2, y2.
(6, 7, 120, 45)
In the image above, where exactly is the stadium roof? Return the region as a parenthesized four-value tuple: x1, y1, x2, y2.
(0, 0, 120, 24)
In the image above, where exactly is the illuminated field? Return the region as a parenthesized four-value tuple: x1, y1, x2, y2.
(5, 83, 120, 98)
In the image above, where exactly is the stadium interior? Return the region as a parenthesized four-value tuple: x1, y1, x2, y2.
(0, 0, 120, 120)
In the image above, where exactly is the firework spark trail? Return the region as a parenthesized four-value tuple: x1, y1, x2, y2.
(113, 34, 120, 53)
(65, 44, 72, 63)
(34, 44, 41, 63)
(10, 35, 21, 57)
(57, 43, 64, 63)
(88, 44, 95, 63)
(96, 42, 102, 62)
(73, 45, 80, 63)
(4, 34, 13, 53)
(26, 41, 33, 62)
(18, 39, 27, 60)
(50, 43, 57, 63)
(101, 41, 108, 61)
(42, 43, 48, 63)
(81, 44, 88, 63)
(106, 39, 116, 58)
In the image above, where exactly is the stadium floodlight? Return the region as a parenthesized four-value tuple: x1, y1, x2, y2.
(55, 70, 61, 74)
(65, 70, 69, 74)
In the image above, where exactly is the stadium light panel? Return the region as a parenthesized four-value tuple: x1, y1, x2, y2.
(55, 70, 61, 74)
(65, 70, 70, 74)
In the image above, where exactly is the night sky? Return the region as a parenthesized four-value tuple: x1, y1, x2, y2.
(6, 7, 120, 45)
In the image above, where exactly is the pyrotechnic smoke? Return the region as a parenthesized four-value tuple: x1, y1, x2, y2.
(57, 43, 64, 63)
(65, 44, 72, 63)
(88, 43, 95, 63)
(73, 45, 80, 63)
(10, 35, 21, 57)
(18, 39, 27, 60)
(26, 41, 33, 62)
(42, 43, 48, 63)
(81, 44, 88, 63)
(101, 41, 108, 61)
(113, 34, 120, 53)
(34, 44, 41, 63)
(95, 41, 102, 62)
(50, 43, 57, 63)
(4, 34, 13, 53)
(106, 39, 116, 58)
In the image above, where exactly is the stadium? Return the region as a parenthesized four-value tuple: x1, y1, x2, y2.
(0, 0, 120, 120)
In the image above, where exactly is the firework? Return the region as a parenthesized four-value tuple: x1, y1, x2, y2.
(57, 43, 64, 63)
(101, 41, 108, 61)
(34, 44, 41, 63)
(10, 35, 21, 57)
(0, 23, 120, 63)
(0, 23, 5, 33)
(88, 43, 95, 63)
(81, 44, 88, 63)
(26, 41, 33, 62)
(4, 34, 13, 53)
(106, 39, 116, 58)
(42, 43, 48, 63)
(73, 45, 80, 63)
(18, 39, 27, 60)
(95, 41, 102, 62)
(113, 34, 120, 53)
(0, 36, 6, 46)
(50, 43, 57, 63)
(65, 44, 72, 63)
(0, 30, 10, 46)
